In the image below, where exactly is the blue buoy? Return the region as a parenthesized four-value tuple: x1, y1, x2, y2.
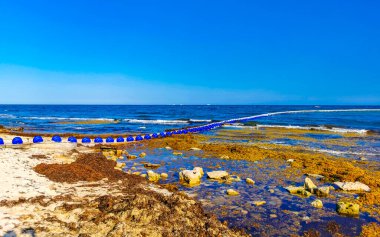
(116, 136, 124, 142)
(144, 134, 151, 140)
(33, 136, 43, 143)
(135, 135, 143, 141)
(159, 132, 166, 137)
(152, 133, 158, 138)
(68, 136, 77, 143)
(106, 137, 114, 143)
(0, 138, 4, 145)
(166, 132, 172, 136)
(183, 130, 188, 134)
(94, 137, 103, 143)
(127, 136, 134, 142)
(12, 137, 23, 144)
(82, 137, 91, 143)
(52, 135, 62, 143)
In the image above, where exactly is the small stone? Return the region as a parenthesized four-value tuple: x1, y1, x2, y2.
(285, 186, 312, 197)
(127, 155, 137, 159)
(173, 152, 183, 156)
(139, 152, 146, 158)
(189, 147, 201, 151)
(165, 146, 172, 150)
(269, 189, 275, 193)
(253, 201, 266, 206)
(287, 159, 294, 163)
(226, 189, 239, 196)
(316, 186, 330, 197)
(116, 162, 126, 168)
(143, 163, 161, 169)
(246, 178, 255, 185)
(140, 174, 147, 178)
(227, 175, 241, 183)
(336, 202, 360, 216)
(311, 199, 323, 208)
(131, 167, 136, 170)
(116, 150, 123, 156)
(306, 173, 325, 180)
(132, 172, 141, 175)
(220, 155, 230, 159)
(161, 173, 168, 179)
(147, 170, 160, 182)
(207, 171, 229, 180)
(270, 214, 277, 218)
(304, 177, 317, 193)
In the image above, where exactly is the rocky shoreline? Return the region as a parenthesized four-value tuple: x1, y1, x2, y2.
(1, 127, 380, 236)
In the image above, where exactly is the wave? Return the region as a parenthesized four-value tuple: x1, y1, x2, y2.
(23, 116, 115, 121)
(189, 119, 213, 123)
(255, 124, 369, 134)
(124, 119, 189, 125)
(0, 114, 17, 119)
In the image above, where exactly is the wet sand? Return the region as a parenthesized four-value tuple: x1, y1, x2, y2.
(0, 126, 379, 236)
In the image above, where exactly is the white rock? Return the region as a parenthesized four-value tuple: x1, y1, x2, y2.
(206, 171, 229, 179)
(179, 167, 203, 186)
(304, 177, 317, 193)
(334, 181, 370, 192)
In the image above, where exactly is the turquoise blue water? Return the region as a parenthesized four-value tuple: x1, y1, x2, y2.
(0, 105, 379, 134)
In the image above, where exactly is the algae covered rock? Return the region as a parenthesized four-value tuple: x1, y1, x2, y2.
(316, 186, 330, 197)
(311, 199, 323, 208)
(304, 177, 317, 193)
(179, 167, 204, 186)
(226, 189, 239, 196)
(285, 186, 312, 197)
(246, 178, 255, 185)
(336, 202, 360, 216)
(147, 170, 160, 182)
(160, 173, 168, 179)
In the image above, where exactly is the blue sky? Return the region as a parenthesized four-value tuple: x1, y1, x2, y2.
(0, 1, 379, 105)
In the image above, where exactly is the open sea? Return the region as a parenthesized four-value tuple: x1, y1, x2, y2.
(0, 105, 379, 134)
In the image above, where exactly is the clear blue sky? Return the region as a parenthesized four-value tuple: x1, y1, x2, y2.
(0, 1, 379, 104)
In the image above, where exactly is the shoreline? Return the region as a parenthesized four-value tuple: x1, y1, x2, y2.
(1, 126, 379, 236)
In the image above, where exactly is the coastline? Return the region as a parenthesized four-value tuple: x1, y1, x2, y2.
(1, 125, 379, 236)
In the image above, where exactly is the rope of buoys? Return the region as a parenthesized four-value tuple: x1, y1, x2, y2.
(1, 109, 379, 146)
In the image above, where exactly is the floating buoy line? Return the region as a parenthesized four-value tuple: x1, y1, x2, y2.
(0, 108, 379, 146)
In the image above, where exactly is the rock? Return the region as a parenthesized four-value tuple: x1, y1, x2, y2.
(287, 159, 294, 163)
(132, 172, 141, 175)
(143, 163, 161, 169)
(246, 178, 255, 185)
(269, 189, 275, 194)
(116, 150, 123, 156)
(226, 189, 239, 196)
(139, 152, 146, 158)
(227, 175, 241, 183)
(220, 155, 230, 159)
(359, 157, 368, 161)
(270, 214, 277, 218)
(189, 147, 201, 151)
(131, 167, 136, 170)
(179, 167, 204, 186)
(173, 152, 183, 156)
(336, 202, 360, 216)
(161, 173, 168, 179)
(116, 163, 126, 168)
(253, 201, 266, 206)
(334, 181, 371, 192)
(127, 155, 137, 160)
(306, 174, 325, 180)
(147, 171, 160, 182)
(140, 174, 147, 178)
(316, 186, 330, 197)
(311, 199, 323, 208)
(285, 186, 312, 197)
(304, 177, 317, 193)
(207, 171, 229, 180)
(165, 146, 172, 150)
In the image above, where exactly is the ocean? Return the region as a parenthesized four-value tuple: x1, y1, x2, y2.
(0, 105, 379, 134)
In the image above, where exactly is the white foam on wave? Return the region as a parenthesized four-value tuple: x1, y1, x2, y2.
(24, 116, 115, 121)
(124, 119, 189, 125)
(0, 114, 16, 119)
(256, 124, 368, 134)
(189, 119, 213, 123)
